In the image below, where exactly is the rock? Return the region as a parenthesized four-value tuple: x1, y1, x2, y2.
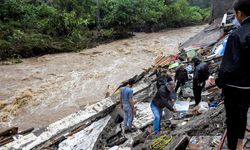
(122, 130, 143, 148)
(133, 102, 154, 129)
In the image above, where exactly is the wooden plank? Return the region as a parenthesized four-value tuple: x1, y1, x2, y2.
(0, 127, 18, 137)
(0, 137, 14, 147)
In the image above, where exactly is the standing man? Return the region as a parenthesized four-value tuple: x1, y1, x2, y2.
(175, 64, 188, 96)
(192, 57, 209, 105)
(120, 79, 137, 133)
(151, 81, 176, 134)
(149, 67, 173, 89)
(216, 0, 250, 149)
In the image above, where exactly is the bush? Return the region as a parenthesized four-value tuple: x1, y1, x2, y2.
(161, 0, 210, 27)
(100, 0, 136, 29)
(0, 0, 26, 22)
(0, 0, 211, 60)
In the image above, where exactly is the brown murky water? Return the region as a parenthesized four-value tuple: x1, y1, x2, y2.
(0, 25, 207, 131)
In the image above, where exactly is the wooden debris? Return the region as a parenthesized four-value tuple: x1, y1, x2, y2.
(0, 127, 18, 137)
(0, 127, 18, 146)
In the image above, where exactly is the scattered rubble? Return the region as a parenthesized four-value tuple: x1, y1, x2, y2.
(1, 11, 247, 150)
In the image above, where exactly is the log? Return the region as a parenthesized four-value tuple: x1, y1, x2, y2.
(0, 127, 18, 146)
(0, 127, 18, 137)
(19, 128, 34, 136)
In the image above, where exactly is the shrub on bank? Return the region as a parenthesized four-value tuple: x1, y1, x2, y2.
(0, 0, 210, 60)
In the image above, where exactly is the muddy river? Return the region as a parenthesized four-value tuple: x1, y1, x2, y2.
(0, 25, 207, 131)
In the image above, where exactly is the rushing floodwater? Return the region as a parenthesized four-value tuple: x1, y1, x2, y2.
(0, 25, 207, 131)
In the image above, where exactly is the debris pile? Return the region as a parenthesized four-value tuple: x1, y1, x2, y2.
(1, 13, 248, 150)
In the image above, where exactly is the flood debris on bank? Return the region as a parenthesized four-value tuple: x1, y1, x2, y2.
(1, 12, 249, 150)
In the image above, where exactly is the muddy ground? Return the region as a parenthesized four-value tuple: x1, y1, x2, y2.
(0, 25, 207, 131)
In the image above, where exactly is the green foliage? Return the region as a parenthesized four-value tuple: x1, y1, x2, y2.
(135, 0, 166, 24)
(188, 0, 211, 8)
(100, 0, 210, 31)
(0, 0, 25, 22)
(53, 0, 96, 24)
(0, 0, 211, 60)
(100, 0, 136, 29)
(161, 0, 210, 27)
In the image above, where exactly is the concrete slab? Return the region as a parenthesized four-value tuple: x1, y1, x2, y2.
(1, 83, 150, 150)
(133, 102, 153, 129)
(58, 115, 111, 150)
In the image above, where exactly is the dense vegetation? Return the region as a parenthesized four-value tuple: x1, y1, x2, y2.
(0, 0, 210, 60)
(188, 0, 211, 8)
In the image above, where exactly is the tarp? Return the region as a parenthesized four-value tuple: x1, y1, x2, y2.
(174, 101, 190, 112)
(168, 62, 179, 69)
(186, 50, 197, 58)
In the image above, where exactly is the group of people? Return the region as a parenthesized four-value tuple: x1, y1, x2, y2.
(120, 57, 209, 134)
(120, 0, 250, 149)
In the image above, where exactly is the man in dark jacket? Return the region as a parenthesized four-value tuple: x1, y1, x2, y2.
(150, 67, 173, 89)
(192, 57, 209, 105)
(151, 81, 176, 134)
(216, 0, 250, 149)
(175, 64, 188, 95)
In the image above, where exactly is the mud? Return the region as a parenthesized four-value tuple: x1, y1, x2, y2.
(0, 25, 207, 131)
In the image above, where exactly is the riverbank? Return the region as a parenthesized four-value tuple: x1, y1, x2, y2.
(0, 25, 207, 131)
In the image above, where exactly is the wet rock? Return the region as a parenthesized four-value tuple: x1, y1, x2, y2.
(122, 130, 143, 148)
(133, 102, 154, 129)
(106, 132, 127, 148)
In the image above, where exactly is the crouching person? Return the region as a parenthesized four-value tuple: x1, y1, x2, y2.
(120, 79, 137, 133)
(151, 81, 176, 134)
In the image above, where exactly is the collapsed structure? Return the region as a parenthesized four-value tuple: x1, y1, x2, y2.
(1, 11, 250, 150)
